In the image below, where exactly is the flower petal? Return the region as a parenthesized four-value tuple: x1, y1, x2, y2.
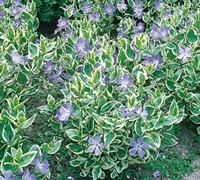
(141, 142, 149, 150)
(129, 147, 137, 156)
(130, 139, 137, 147)
(87, 145, 96, 153)
(138, 148, 145, 158)
(137, 137, 144, 145)
(95, 147, 101, 156)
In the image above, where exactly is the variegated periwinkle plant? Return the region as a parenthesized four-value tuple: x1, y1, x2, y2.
(0, 0, 200, 179)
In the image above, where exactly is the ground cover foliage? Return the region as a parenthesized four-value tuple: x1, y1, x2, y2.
(0, 0, 200, 179)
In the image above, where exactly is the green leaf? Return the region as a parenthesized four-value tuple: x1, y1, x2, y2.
(66, 129, 81, 142)
(19, 151, 37, 167)
(47, 94, 55, 106)
(28, 42, 39, 58)
(70, 159, 83, 167)
(169, 100, 179, 116)
(2, 124, 15, 143)
(136, 71, 147, 85)
(156, 116, 177, 127)
(190, 115, 200, 124)
(86, 118, 94, 133)
(162, 138, 177, 146)
(92, 167, 102, 180)
(7, 26, 15, 40)
(20, 114, 36, 129)
(100, 101, 116, 114)
(49, 140, 62, 154)
(197, 127, 200, 135)
(117, 50, 126, 65)
(148, 132, 161, 148)
(104, 132, 116, 147)
(66, 143, 83, 154)
(0, 64, 8, 83)
(116, 149, 127, 160)
(154, 96, 165, 109)
(187, 29, 198, 43)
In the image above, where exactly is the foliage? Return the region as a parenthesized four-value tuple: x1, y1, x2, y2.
(0, 0, 199, 179)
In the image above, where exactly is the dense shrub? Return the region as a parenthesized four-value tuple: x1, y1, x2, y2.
(0, 0, 199, 179)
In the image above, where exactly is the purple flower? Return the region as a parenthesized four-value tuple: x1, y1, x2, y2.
(0, 0, 5, 6)
(177, 47, 192, 63)
(117, 1, 127, 11)
(133, 4, 143, 19)
(150, 24, 160, 41)
(14, 18, 22, 27)
(104, 4, 116, 16)
(0, 10, 4, 21)
(22, 169, 36, 180)
(55, 18, 69, 34)
(142, 54, 163, 70)
(55, 102, 73, 123)
(10, 5, 21, 16)
(50, 68, 65, 83)
(129, 137, 149, 158)
(44, 61, 56, 75)
(81, 3, 93, 14)
(159, 26, 170, 40)
(134, 106, 148, 119)
(120, 106, 136, 118)
(62, 29, 74, 39)
(87, 134, 105, 156)
(89, 12, 100, 22)
(155, 0, 163, 11)
(73, 37, 90, 58)
(163, 11, 171, 18)
(0, 170, 16, 180)
(135, 22, 145, 33)
(33, 157, 50, 174)
(118, 31, 126, 37)
(10, 51, 27, 65)
(116, 74, 133, 92)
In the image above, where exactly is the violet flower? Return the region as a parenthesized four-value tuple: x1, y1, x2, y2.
(73, 37, 90, 58)
(116, 74, 133, 92)
(117, 0, 127, 11)
(129, 137, 149, 158)
(0, 10, 4, 21)
(150, 24, 160, 41)
(50, 68, 65, 83)
(0, 170, 16, 180)
(10, 5, 21, 16)
(177, 47, 192, 63)
(62, 29, 74, 39)
(87, 134, 105, 156)
(81, 3, 93, 14)
(55, 102, 73, 123)
(134, 106, 148, 119)
(54, 18, 69, 34)
(104, 4, 116, 16)
(142, 54, 163, 70)
(159, 26, 170, 40)
(133, 3, 143, 19)
(10, 51, 27, 65)
(22, 169, 36, 180)
(120, 106, 136, 118)
(33, 157, 50, 174)
(135, 22, 145, 33)
(44, 61, 56, 75)
(89, 12, 100, 22)
(155, 0, 163, 11)
(0, 0, 5, 6)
